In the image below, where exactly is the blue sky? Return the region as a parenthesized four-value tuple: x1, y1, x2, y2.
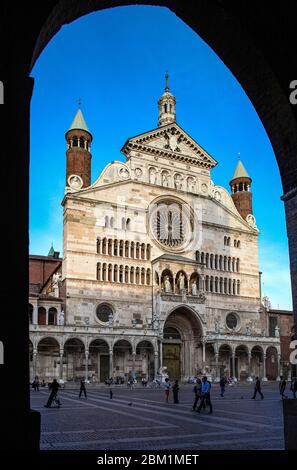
(30, 5, 292, 310)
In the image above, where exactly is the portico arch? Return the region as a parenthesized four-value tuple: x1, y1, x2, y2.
(113, 339, 133, 381)
(218, 344, 232, 378)
(64, 338, 85, 382)
(136, 340, 155, 381)
(162, 305, 204, 380)
(235, 344, 249, 381)
(89, 339, 110, 383)
(251, 345, 264, 379)
(266, 346, 278, 380)
(36, 337, 60, 381)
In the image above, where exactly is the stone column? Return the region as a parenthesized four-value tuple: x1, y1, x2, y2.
(202, 338, 206, 373)
(231, 352, 236, 379)
(215, 353, 220, 382)
(159, 341, 163, 371)
(154, 351, 159, 380)
(109, 349, 113, 378)
(59, 349, 64, 380)
(84, 350, 89, 382)
(45, 308, 49, 325)
(33, 350, 38, 380)
(247, 352, 252, 381)
(32, 306, 38, 325)
(277, 353, 282, 380)
(262, 354, 267, 381)
(132, 351, 136, 379)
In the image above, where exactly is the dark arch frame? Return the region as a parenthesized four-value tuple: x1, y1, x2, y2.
(2, 0, 297, 450)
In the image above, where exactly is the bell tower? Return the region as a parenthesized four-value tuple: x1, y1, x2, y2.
(230, 157, 253, 220)
(158, 72, 176, 127)
(65, 107, 92, 188)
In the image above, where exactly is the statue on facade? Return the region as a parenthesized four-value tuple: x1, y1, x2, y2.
(164, 276, 171, 293)
(108, 312, 113, 328)
(52, 272, 61, 287)
(275, 325, 280, 337)
(150, 168, 157, 184)
(178, 273, 185, 291)
(262, 295, 271, 311)
(174, 174, 183, 190)
(246, 323, 251, 335)
(162, 172, 169, 187)
(191, 280, 197, 296)
(59, 310, 65, 326)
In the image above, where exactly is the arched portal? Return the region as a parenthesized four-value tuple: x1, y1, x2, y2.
(136, 341, 155, 382)
(266, 346, 278, 380)
(162, 306, 203, 380)
(37, 337, 60, 381)
(218, 344, 232, 378)
(235, 345, 249, 381)
(113, 340, 133, 382)
(251, 346, 264, 379)
(89, 339, 110, 383)
(64, 338, 85, 382)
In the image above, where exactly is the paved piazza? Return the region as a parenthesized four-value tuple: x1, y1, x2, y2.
(31, 382, 285, 450)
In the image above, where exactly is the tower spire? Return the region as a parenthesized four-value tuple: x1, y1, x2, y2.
(158, 72, 176, 127)
(165, 71, 169, 92)
(230, 156, 253, 220)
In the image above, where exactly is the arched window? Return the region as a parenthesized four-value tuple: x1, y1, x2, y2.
(104, 216, 109, 228)
(48, 307, 57, 325)
(102, 263, 107, 281)
(136, 242, 140, 259)
(136, 267, 140, 284)
(79, 137, 84, 148)
(126, 218, 131, 230)
(38, 307, 46, 325)
(237, 241, 241, 248)
(119, 240, 123, 257)
(97, 262, 101, 280)
(232, 279, 236, 295)
(146, 244, 151, 260)
(196, 251, 200, 262)
(102, 238, 107, 254)
(119, 265, 124, 283)
(141, 243, 145, 259)
(146, 269, 151, 285)
(108, 239, 112, 256)
(125, 241, 129, 257)
(114, 265, 118, 282)
(114, 239, 118, 256)
(131, 242, 135, 259)
(73, 136, 79, 147)
(237, 280, 240, 295)
(108, 264, 113, 282)
(96, 238, 101, 254)
(125, 266, 129, 283)
(236, 258, 240, 272)
(141, 268, 145, 285)
(130, 267, 135, 284)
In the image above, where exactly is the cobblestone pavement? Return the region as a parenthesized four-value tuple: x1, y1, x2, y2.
(31, 382, 285, 450)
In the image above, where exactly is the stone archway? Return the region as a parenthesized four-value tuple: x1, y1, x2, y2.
(113, 339, 133, 382)
(218, 344, 232, 378)
(64, 338, 85, 382)
(136, 340, 155, 382)
(162, 306, 203, 380)
(251, 345, 264, 379)
(89, 339, 110, 383)
(266, 346, 278, 380)
(36, 337, 60, 381)
(235, 345, 250, 381)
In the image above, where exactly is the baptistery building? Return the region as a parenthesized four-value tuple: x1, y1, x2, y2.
(29, 76, 281, 383)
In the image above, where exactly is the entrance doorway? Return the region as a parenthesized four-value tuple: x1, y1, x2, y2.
(99, 355, 109, 382)
(163, 344, 181, 380)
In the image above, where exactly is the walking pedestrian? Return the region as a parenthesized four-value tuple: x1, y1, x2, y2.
(192, 378, 205, 411)
(290, 377, 297, 398)
(251, 376, 264, 399)
(172, 380, 179, 404)
(197, 376, 213, 414)
(164, 378, 171, 403)
(79, 379, 87, 399)
(44, 379, 60, 408)
(220, 376, 227, 397)
(279, 376, 288, 399)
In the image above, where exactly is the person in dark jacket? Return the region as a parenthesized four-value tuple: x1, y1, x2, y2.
(192, 378, 205, 411)
(172, 380, 179, 404)
(290, 377, 297, 398)
(197, 376, 213, 413)
(44, 379, 60, 408)
(79, 379, 87, 399)
(220, 376, 227, 397)
(279, 376, 287, 399)
(251, 376, 264, 399)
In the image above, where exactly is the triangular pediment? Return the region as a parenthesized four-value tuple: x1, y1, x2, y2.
(121, 122, 217, 169)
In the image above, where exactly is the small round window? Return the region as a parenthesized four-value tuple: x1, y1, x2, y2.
(226, 313, 238, 330)
(96, 303, 113, 323)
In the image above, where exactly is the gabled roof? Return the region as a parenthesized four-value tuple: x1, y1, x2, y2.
(68, 109, 90, 133)
(121, 122, 217, 170)
(231, 159, 250, 180)
(152, 253, 198, 264)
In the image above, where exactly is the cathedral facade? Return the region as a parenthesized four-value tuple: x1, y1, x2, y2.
(29, 76, 281, 383)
